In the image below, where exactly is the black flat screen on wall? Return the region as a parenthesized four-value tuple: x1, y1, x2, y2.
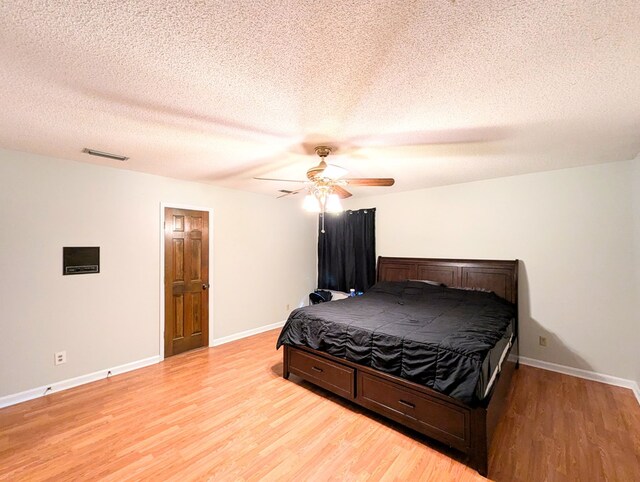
(63, 247, 100, 275)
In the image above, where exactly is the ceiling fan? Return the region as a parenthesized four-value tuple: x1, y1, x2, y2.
(256, 145, 395, 232)
(211, 126, 510, 183)
(255, 145, 395, 201)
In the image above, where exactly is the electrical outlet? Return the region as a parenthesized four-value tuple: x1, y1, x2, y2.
(539, 336, 547, 347)
(54, 351, 67, 365)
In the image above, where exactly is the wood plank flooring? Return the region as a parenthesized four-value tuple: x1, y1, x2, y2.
(1, 329, 639, 481)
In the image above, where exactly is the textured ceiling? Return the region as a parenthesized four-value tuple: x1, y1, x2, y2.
(1, 1, 639, 198)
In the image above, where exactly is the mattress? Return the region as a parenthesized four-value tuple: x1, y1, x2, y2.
(478, 320, 514, 399)
(276, 280, 516, 404)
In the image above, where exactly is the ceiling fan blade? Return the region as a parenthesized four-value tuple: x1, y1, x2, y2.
(332, 185, 353, 199)
(344, 178, 395, 186)
(254, 177, 306, 183)
(306, 160, 327, 181)
(322, 163, 348, 180)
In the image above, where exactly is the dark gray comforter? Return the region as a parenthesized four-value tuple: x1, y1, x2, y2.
(276, 280, 516, 404)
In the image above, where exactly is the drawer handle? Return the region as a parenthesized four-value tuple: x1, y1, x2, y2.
(398, 399, 415, 409)
(311, 366, 324, 373)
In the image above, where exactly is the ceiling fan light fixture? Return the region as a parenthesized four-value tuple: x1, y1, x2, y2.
(325, 193, 343, 213)
(303, 194, 321, 213)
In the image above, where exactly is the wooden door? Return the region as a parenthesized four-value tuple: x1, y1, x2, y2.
(164, 208, 209, 357)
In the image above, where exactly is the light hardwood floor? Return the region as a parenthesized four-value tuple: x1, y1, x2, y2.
(1, 329, 639, 481)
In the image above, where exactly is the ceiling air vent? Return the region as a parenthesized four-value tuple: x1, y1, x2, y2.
(82, 148, 129, 161)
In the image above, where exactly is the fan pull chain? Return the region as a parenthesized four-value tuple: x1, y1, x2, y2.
(321, 212, 325, 233)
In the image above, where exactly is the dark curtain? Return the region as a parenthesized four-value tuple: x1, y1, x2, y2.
(317, 208, 376, 292)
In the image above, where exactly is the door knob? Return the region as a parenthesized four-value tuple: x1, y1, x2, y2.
(202, 283, 210, 290)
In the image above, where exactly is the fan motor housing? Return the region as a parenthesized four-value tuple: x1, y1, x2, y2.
(314, 146, 332, 158)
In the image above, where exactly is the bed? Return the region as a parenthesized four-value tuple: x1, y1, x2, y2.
(277, 257, 519, 476)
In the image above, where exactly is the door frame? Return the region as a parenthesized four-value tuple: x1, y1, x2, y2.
(159, 202, 214, 360)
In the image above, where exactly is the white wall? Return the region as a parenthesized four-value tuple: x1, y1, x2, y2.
(345, 160, 639, 384)
(0, 149, 317, 397)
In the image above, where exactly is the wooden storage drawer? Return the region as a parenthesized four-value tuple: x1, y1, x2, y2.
(357, 372, 470, 449)
(289, 348, 355, 399)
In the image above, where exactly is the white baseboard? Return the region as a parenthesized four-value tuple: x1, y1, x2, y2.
(1, 321, 286, 409)
(3, 345, 636, 409)
(0, 355, 161, 409)
(519, 356, 640, 406)
(211, 321, 286, 347)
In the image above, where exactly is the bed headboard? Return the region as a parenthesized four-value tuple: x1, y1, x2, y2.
(377, 257, 518, 305)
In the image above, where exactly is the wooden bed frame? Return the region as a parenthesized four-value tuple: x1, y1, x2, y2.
(282, 257, 519, 476)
